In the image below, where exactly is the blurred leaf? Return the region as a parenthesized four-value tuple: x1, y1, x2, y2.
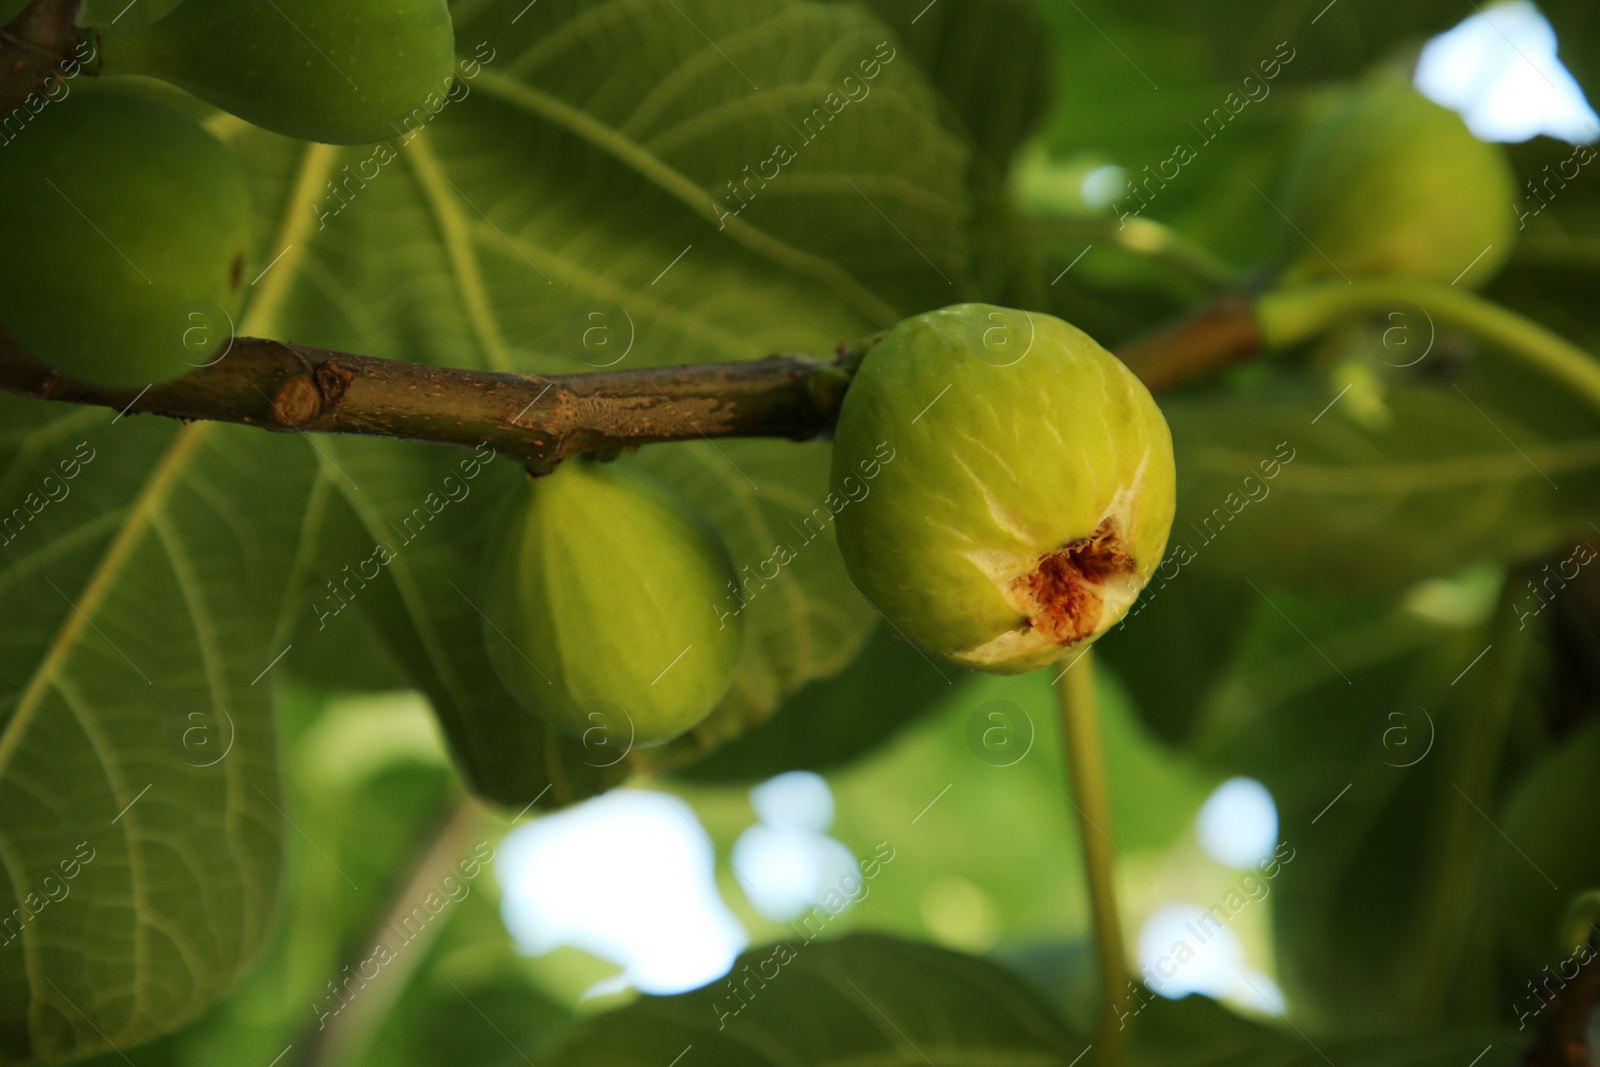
(544, 933, 1079, 1065)
(675, 625, 955, 782)
(848, 0, 1051, 167)
(281, 596, 408, 695)
(1493, 134, 1600, 358)
(839, 0, 1056, 311)
(819, 669, 1210, 948)
(1096, 572, 1255, 748)
(0, 404, 317, 1062)
(1545, 563, 1600, 740)
(1155, 584, 1514, 1031)
(1496, 719, 1600, 974)
(1032, 0, 1473, 148)
(1025, 0, 1517, 279)
(540, 930, 1527, 1067)
(360, 958, 570, 1067)
(1023, 1, 1308, 270)
(1130, 992, 1524, 1067)
(1540, 1, 1600, 105)
(351, 853, 575, 1067)
(1162, 371, 1600, 598)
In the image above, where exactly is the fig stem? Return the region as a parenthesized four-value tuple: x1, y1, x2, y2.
(1257, 279, 1600, 413)
(1032, 214, 1243, 290)
(1056, 649, 1131, 1065)
(0, 333, 842, 474)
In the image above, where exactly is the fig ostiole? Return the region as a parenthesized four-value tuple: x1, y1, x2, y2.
(0, 88, 251, 388)
(1280, 80, 1515, 287)
(481, 459, 745, 749)
(93, 0, 458, 145)
(830, 304, 1176, 674)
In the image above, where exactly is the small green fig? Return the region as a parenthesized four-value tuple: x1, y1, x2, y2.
(0, 90, 250, 387)
(482, 460, 745, 749)
(1281, 81, 1515, 287)
(94, 0, 457, 145)
(831, 305, 1175, 674)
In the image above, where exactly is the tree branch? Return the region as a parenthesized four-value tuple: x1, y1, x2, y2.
(0, 0, 88, 118)
(0, 333, 846, 472)
(1113, 293, 1263, 391)
(0, 296, 1267, 469)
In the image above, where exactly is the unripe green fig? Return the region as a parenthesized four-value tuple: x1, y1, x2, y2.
(831, 305, 1175, 674)
(94, 0, 456, 145)
(0, 90, 250, 387)
(482, 460, 745, 749)
(1281, 82, 1515, 287)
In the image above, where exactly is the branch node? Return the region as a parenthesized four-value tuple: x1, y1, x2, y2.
(313, 359, 354, 412)
(268, 376, 321, 429)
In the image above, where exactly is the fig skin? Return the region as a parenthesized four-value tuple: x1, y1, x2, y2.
(481, 460, 745, 749)
(0, 90, 250, 387)
(1282, 82, 1515, 287)
(830, 304, 1175, 674)
(96, 0, 457, 145)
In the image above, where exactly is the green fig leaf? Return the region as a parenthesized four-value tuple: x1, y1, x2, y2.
(848, 0, 1050, 168)
(674, 624, 955, 782)
(1538, 1, 1600, 106)
(1094, 571, 1255, 748)
(0, 404, 319, 1062)
(1148, 584, 1517, 1030)
(1162, 370, 1600, 598)
(544, 932, 1079, 1065)
(538, 929, 1525, 1067)
(1129, 991, 1523, 1067)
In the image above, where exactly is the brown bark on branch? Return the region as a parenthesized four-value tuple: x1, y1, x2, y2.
(1115, 294, 1264, 392)
(0, 334, 844, 471)
(0, 299, 1262, 470)
(0, 0, 87, 117)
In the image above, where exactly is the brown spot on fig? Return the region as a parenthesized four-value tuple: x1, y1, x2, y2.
(229, 254, 244, 290)
(1011, 519, 1135, 646)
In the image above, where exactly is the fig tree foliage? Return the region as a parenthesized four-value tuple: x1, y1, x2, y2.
(0, 0, 1594, 1064)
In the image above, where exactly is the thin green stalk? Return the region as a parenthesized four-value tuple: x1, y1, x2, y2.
(300, 798, 490, 1067)
(1256, 279, 1600, 415)
(1409, 569, 1535, 1022)
(1032, 215, 1241, 289)
(1057, 650, 1131, 1065)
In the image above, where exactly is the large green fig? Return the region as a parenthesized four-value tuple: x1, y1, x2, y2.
(0, 89, 250, 387)
(482, 460, 745, 749)
(94, 0, 456, 145)
(831, 305, 1175, 674)
(1281, 81, 1515, 287)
